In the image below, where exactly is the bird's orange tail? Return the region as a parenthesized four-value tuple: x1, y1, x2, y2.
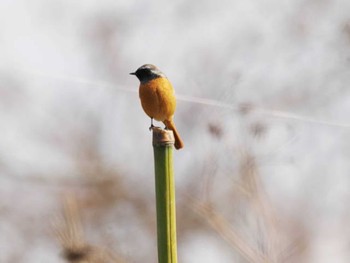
(163, 119, 184, 150)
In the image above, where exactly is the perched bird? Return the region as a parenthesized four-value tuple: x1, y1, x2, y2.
(130, 64, 184, 150)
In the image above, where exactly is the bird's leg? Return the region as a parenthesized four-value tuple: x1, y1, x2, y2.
(149, 118, 161, 130)
(149, 118, 155, 131)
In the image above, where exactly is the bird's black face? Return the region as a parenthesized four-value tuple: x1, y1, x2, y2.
(130, 64, 166, 83)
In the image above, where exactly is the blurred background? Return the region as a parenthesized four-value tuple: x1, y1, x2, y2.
(1, 0, 350, 262)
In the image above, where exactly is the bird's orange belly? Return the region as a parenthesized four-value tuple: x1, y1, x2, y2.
(139, 78, 176, 121)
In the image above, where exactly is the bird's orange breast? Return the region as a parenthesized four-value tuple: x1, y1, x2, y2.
(139, 77, 176, 121)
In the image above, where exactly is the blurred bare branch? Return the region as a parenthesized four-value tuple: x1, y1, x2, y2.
(54, 194, 129, 263)
(190, 199, 268, 263)
(188, 150, 311, 263)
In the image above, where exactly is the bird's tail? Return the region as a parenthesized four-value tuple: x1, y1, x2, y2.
(163, 119, 184, 150)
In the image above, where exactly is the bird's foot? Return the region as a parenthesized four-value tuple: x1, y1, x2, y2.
(149, 124, 161, 131)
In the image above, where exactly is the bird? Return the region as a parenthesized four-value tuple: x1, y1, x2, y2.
(130, 64, 184, 150)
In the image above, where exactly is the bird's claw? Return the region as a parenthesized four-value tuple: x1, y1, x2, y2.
(149, 124, 161, 131)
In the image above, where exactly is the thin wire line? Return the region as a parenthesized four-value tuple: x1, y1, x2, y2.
(176, 94, 237, 110)
(256, 108, 350, 129)
(177, 94, 350, 129)
(9, 68, 350, 129)
(12, 68, 138, 93)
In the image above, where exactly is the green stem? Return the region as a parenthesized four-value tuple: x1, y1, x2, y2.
(153, 128, 178, 263)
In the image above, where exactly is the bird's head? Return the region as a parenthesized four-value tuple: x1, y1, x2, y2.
(130, 64, 166, 83)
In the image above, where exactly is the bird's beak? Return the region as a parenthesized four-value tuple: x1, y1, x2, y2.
(130, 72, 136, 75)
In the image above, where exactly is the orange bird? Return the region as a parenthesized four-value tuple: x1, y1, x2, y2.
(130, 64, 184, 150)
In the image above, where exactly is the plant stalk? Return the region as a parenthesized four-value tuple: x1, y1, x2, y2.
(152, 128, 178, 263)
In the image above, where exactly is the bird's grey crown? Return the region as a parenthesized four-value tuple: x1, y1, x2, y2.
(133, 64, 167, 83)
